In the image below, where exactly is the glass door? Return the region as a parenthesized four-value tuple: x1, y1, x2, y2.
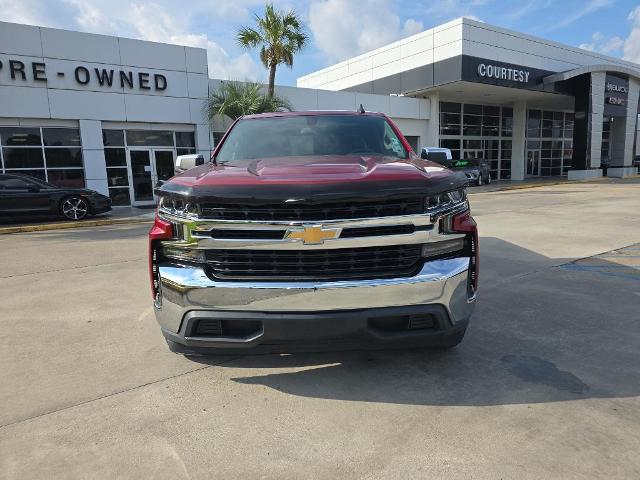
(128, 149, 155, 206)
(152, 149, 175, 185)
(127, 149, 176, 206)
(527, 150, 540, 176)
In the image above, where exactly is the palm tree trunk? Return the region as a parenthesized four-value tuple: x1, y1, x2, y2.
(268, 63, 276, 97)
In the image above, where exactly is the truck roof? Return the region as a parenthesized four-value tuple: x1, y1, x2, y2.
(241, 110, 387, 120)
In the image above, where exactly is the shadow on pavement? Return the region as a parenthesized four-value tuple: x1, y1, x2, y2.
(188, 240, 639, 407)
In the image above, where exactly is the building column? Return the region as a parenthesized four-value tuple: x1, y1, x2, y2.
(195, 123, 213, 160)
(79, 120, 109, 196)
(511, 100, 526, 181)
(568, 72, 604, 180)
(608, 76, 639, 177)
(424, 92, 440, 148)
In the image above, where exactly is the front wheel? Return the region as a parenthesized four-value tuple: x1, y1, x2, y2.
(476, 174, 483, 186)
(485, 174, 491, 185)
(61, 196, 89, 221)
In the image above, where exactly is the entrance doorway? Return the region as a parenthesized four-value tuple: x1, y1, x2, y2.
(128, 149, 175, 206)
(527, 150, 540, 176)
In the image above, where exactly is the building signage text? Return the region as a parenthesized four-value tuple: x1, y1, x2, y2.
(0, 59, 168, 91)
(477, 63, 531, 83)
(604, 75, 628, 112)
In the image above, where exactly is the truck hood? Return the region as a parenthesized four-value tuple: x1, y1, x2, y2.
(160, 155, 468, 203)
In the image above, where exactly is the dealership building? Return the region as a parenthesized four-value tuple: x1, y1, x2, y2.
(0, 18, 638, 207)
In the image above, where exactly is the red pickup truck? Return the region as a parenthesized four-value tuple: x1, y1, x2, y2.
(149, 110, 477, 354)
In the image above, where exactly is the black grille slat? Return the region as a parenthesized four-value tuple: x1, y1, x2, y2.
(205, 245, 423, 281)
(340, 225, 415, 238)
(205, 229, 285, 240)
(200, 198, 424, 221)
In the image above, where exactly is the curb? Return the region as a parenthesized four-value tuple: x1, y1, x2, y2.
(470, 176, 609, 194)
(0, 217, 153, 235)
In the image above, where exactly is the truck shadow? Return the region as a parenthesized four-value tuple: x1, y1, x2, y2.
(190, 239, 640, 407)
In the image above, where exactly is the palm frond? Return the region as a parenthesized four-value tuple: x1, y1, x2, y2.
(236, 3, 308, 94)
(206, 80, 292, 121)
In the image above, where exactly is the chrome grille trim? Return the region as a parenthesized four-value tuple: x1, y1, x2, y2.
(159, 212, 450, 250)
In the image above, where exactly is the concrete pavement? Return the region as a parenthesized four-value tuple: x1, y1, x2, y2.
(0, 180, 639, 479)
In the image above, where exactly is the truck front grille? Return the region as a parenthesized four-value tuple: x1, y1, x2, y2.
(199, 197, 425, 221)
(205, 245, 423, 281)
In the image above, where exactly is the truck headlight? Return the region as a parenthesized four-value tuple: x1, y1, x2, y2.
(426, 188, 467, 213)
(158, 195, 200, 218)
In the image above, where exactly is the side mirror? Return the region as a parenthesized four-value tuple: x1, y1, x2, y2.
(420, 149, 428, 160)
(175, 154, 205, 173)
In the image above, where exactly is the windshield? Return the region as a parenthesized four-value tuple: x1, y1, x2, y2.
(215, 114, 408, 164)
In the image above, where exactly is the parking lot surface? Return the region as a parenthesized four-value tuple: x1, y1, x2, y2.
(1, 179, 639, 479)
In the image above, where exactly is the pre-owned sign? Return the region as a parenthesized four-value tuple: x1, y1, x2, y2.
(0, 59, 168, 91)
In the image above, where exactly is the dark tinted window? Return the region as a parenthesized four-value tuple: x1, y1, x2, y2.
(43, 128, 81, 146)
(216, 115, 408, 163)
(177, 148, 197, 157)
(440, 102, 461, 113)
(126, 130, 173, 147)
(44, 148, 83, 167)
(108, 188, 131, 206)
(2, 148, 45, 168)
(105, 148, 127, 166)
(107, 168, 129, 187)
(47, 169, 85, 188)
(102, 129, 125, 146)
(175, 132, 195, 148)
(0, 127, 41, 146)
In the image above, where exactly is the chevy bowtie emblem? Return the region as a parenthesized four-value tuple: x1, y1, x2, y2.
(285, 225, 341, 245)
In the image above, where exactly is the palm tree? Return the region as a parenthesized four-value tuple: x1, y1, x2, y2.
(206, 80, 292, 121)
(237, 3, 307, 97)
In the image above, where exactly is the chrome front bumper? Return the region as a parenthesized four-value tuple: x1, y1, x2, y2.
(154, 257, 475, 343)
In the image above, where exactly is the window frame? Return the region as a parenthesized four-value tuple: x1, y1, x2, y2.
(0, 126, 85, 187)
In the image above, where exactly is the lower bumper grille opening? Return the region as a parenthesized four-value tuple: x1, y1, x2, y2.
(193, 319, 262, 338)
(368, 313, 440, 333)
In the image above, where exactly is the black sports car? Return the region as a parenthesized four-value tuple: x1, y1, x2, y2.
(0, 173, 111, 221)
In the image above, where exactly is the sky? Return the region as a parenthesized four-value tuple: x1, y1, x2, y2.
(0, 0, 639, 86)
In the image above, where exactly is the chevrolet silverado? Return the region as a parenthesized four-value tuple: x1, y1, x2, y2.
(149, 110, 478, 354)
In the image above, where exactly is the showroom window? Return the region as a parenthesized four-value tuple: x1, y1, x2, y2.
(0, 127, 85, 187)
(526, 110, 574, 176)
(102, 129, 197, 206)
(439, 102, 513, 180)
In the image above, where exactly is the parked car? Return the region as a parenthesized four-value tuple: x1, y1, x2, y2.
(0, 173, 111, 221)
(150, 111, 478, 355)
(421, 147, 491, 186)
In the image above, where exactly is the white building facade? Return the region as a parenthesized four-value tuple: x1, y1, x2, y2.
(299, 18, 640, 180)
(1, 18, 638, 208)
(0, 21, 212, 207)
